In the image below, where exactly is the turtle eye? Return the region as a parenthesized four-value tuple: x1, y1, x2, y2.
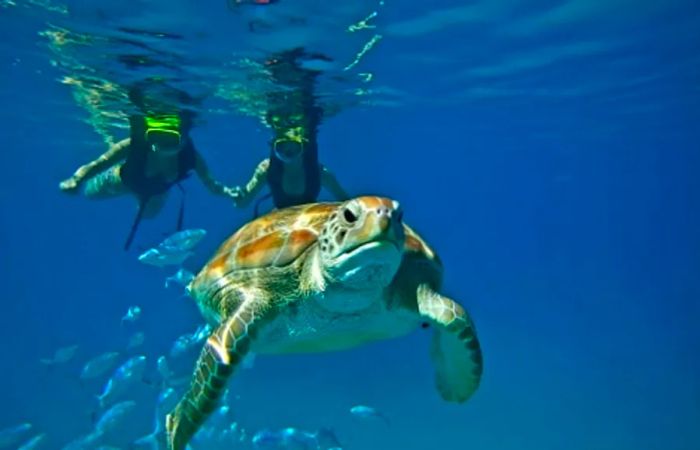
(343, 207, 358, 224)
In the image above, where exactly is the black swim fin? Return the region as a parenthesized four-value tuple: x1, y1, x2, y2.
(124, 199, 148, 251)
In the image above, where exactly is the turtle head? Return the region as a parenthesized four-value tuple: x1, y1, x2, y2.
(318, 196, 405, 293)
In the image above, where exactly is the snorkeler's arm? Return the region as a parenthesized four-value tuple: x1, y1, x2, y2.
(320, 165, 350, 201)
(193, 152, 234, 198)
(231, 158, 269, 208)
(59, 138, 131, 191)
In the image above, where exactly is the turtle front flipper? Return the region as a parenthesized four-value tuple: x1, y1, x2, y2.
(165, 299, 269, 450)
(416, 284, 483, 403)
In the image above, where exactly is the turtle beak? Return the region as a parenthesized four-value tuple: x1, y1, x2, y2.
(378, 203, 404, 247)
(358, 197, 404, 248)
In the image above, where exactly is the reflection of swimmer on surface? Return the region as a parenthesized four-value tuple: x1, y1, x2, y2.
(229, 49, 349, 214)
(60, 112, 236, 248)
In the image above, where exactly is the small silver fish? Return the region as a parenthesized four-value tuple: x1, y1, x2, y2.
(40, 345, 78, 366)
(191, 324, 212, 343)
(159, 229, 206, 253)
(157, 355, 174, 381)
(17, 433, 46, 450)
(127, 332, 145, 349)
(349, 405, 390, 425)
(155, 355, 189, 387)
(0, 423, 32, 448)
(61, 431, 102, 450)
(132, 388, 176, 449)
(220, 422, 247, 445)
(216, 405, 230, 416)
(165, 268, 195, 289)
(138, 248, 194, 268)
(169, 324, 211, 358)
(138, 229, 206, 268)
(157, 387, 179, 413)
(169, 335, 193, 358)
(252, 427, 318, 449)
(131, 430, 165, 449)
(97, 355, 147, 408)
(193, 424, 217, 444)
(191, 403, 234, 445)
(121, 306, 142, 324)
(95, 400, 137, 435)
(79, 352, 120, 381)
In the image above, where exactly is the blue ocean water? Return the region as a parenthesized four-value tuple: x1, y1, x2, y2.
(1, 0, 699, 449)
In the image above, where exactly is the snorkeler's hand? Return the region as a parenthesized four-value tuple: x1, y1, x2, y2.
(224, 186, 244, 206)
(59, 176, 80, 193)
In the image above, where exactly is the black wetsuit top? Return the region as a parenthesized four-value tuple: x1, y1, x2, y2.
(267, 134, 321, 208)
(120, 116, 196, 199)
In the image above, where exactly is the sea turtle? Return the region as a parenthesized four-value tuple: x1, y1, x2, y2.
(166, 196, 483, 449)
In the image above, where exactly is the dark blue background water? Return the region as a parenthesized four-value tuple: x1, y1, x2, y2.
(1, 1, 699, 449)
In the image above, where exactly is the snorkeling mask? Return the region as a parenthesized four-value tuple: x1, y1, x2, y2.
(273, 126, 307, 162)
(145, 115, 182, 152)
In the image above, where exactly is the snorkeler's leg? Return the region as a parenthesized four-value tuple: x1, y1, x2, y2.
(60, 138, 131, 193)
(83, 166, 129, 199)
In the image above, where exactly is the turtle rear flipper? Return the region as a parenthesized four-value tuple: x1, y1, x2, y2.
(416, 284, 483, 403)
(165, 298, 270, 450)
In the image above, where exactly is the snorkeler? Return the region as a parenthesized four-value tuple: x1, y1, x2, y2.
(59, 112, 237, 249)
(229, 49, 349, 213)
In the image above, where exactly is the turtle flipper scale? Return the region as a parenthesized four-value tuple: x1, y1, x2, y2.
(417, 284, 483, 403)
(165, 299, 267, 450)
